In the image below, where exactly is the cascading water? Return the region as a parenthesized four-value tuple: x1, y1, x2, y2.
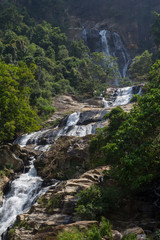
(99, 29, 130, 80)
(13, 129, 51, 151)
(99, 30, 110, 56)
(0, 158, 43, 239)
(82, 28, 130, 85)
(82, 27, 87, 44)
(102, 85, 142, 108)
(66, 112, 81, 127)
(0, 92, 139, 237)
(112, 32, 130, 78)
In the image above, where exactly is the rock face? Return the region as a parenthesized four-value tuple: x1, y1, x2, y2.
(14, 0, 160, 56)
(0, 176, 10, 206)
(48, 94, 102, 124)
(34, 135, 92, 180)
(0, 144, 35, 206)
(66, 0, 160, 56)
(7, 166, 109, 240)
(0, 144, 24, 172)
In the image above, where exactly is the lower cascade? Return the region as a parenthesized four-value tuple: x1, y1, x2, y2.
(0, 158, 45, 239)
(0, 85, 141, 238)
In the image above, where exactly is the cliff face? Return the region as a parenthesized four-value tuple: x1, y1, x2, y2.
(6, 0, 160, 55)
(66, 0, 160, 55)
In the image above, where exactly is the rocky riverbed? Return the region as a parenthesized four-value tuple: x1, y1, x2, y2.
(2, 89, 159, 240)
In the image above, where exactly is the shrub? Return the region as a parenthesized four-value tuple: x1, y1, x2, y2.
(75, 185, 102, 220)
(58, 218, 112, 240)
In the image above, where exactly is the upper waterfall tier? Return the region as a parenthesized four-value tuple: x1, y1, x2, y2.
(82, 28, 131, 80)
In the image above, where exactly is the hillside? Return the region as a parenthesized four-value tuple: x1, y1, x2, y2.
(10, 0, 160, 55)
(1, 1, 160, 240)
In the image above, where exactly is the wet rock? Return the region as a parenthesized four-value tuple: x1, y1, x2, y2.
(0, 144, 24, 172)
(0, 176, 10, 206)
(9, 166, 109, 239)
(86, 28, 101, 52)
(77, 109, 108, 125)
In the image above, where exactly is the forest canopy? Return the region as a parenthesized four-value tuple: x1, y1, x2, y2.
(0, 1, 118, 143)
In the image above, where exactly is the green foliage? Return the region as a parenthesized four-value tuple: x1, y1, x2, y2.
(148, 60, 160, 88)
(152, 11, 160, 47)
(75, 185, 102, 220)
(89, 58, 160, 193)
(122, 234, 137, 240)
(8, 228, 16, 238)
(154, 229, 160, 240)
(99, 217, 112, 239)
(58, 218, 112, 240)
(100, 186, 122, 213)
(0, 60, 39, 143)
(129, 50, 152, 82)
(104, 107, 128, 134)
(58, 228, 84, 240)
(37, 193, 64, 214)
(17, 220, 31, 230)
(0, 2, 119, 133)
(89, 107, 127, 167)
(75, 184, 121, 220)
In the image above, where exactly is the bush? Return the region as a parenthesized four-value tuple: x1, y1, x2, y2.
(75, 185, 102, 220)
(58, 218, 112, 240)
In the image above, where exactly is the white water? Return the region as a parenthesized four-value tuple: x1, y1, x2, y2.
(0, 158, 43, 238)
(99, 29, 130, 81)
(99, 29, 119, 86)
(100, 30, 110, 55)
(14, 129, 51, 151)
(14, 129, 50, 148)
(66, 112, 80, 127)
(112, 86, 133, 106)
(102, 86, 141, 108)
(112, 32, 130, 78)
(82, 27, 87, 44)
(0, 86, 140, 237)
(66, 124, 93, 137)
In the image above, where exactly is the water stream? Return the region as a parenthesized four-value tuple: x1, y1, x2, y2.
(0, 85, 141, 238)
(102, 85, 142, 108)
(82, 28, 131, 85)
(99, 29, 131, 80)
(0, 158, 44, 238)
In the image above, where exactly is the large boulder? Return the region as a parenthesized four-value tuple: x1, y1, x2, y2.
(0, 144, 24, 172)
(0, 175, 10, 206)
(35, 135, 93, 180)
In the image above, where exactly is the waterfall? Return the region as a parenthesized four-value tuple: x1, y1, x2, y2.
(82, 28, 130, 85)
(13, 129, 51, 151)
(1, 93, 139, 237)
(0, 158, 48, 239)
(99, 29, 130, 79)
(112, 32, 130, 78)
(102, 85, 142, 108)
(99, 30, 110, 56)
(66, 112, 81, 127)
(82, 27, 87, 44)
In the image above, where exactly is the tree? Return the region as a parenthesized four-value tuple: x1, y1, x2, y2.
(152, 11, 160, 47)
(0, 60, 39, 143)
(129, 50, 152, 82)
